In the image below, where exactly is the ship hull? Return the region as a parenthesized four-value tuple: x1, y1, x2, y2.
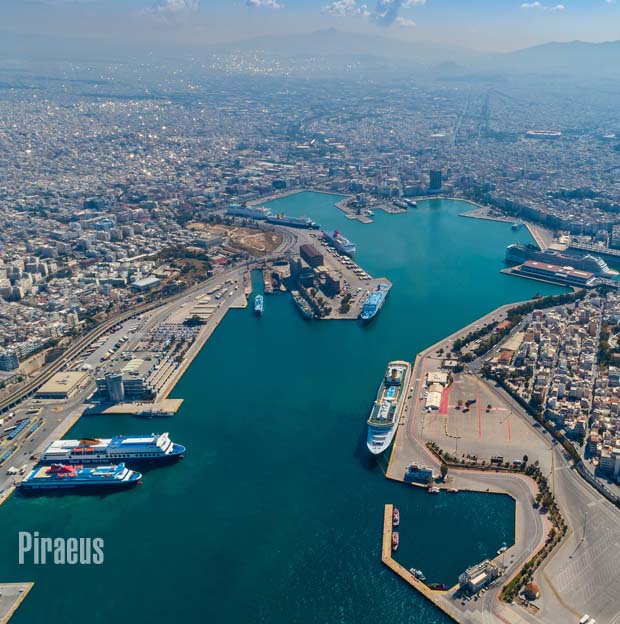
(39, 445, 186, 467)
(366, 360, 411, 455)
(18, 480, 140, 494)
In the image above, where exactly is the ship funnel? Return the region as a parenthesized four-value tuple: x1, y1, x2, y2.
(391, 368, 397, 380)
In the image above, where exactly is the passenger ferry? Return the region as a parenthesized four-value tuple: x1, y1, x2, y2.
(18, 463, 141, 493)
(40, 433, 185, 466)
(254, 294, 264, 316)
(366, 361, 412, 455)
(360, 283, 391, 322)
(322, 229, 356, 255)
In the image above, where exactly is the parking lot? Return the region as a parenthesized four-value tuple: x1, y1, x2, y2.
(421, 372, 553, 471)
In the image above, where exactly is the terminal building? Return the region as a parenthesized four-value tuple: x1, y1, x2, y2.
(513, 260, 596, 288)
(458, 560, 501, 594)
(95, 352, 160, 401)
(36, 371, 91, 400)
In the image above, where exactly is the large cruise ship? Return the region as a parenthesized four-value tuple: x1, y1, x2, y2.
(506, 243, 618, 278)
(322, 229, 356, 255)
(226, 204, 272, 220)
(40, 433, 185, 466)
(367, 361, 412, 455)
(360, 283, 391, 322)
(266, 214, 319, 229)
(18, 463, 141, 493)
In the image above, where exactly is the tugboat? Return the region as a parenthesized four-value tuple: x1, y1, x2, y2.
(428, 583, 448, 591)
(391, 531, 399, 551)
(409, 568, 426, 582)
(392, 507, 400, 527)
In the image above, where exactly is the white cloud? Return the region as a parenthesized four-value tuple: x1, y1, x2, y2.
(395, 16, 417, 26)
(151, 0, 199, 14)
(322, 0, 369, 16)
(246, 0, 283, 8)
(520, 1, 565, 9)
(322, 0, 422, 27)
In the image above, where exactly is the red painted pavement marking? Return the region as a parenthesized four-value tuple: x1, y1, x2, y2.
(477, 390, 482, 438)
(439, 384, 452, 415)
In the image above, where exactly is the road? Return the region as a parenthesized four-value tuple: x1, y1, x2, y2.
(0, 223, 297, 416)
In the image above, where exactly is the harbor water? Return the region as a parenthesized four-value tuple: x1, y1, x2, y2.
(0, 195, 564, 624)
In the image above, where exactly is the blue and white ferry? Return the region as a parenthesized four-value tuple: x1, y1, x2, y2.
(360, 283, 391, 322)
(39, 433, 185, 466)
(18, 463, 141, 493)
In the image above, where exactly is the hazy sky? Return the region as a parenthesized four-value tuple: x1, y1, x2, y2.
(1, 0, 619, 52)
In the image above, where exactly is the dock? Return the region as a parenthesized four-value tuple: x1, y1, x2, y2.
(88, 399, 184, 416)
(381, 504, 459, 622)
(0, 582, 33, 624)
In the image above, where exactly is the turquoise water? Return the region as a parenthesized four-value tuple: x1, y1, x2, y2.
(0, 195, 564, 624)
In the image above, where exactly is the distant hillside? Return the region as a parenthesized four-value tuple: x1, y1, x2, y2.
(501, 39, 620, 75)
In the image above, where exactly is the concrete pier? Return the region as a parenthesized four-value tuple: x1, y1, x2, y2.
(0, 582, 33, 624)
(381, 505, 459, 622)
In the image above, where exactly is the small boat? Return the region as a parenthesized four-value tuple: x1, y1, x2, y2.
(428, 583, 447, 591)
(497, 546, 507, 555)
(428, 486, 440, 494)
(391, 531, 399, 551)
(392, 507, 400, 527)
(409, 568, 426, 582)
(447, 488, 459, 494)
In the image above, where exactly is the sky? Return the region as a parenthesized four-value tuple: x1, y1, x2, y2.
(0, 0, 619, 52)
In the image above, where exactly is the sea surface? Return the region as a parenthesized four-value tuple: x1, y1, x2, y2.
(0, 194, 565, 624)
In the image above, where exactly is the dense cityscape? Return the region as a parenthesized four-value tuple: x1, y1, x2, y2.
(2, 1, 620, 623)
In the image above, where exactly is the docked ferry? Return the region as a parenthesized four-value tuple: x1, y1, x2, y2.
(254, 294, 264, 316)
(360, 283, 391, 322)
(18, 463, 141, 493)
(366, 361, 412, 455)
(322, 229, 356, 255)
(40, 433, 185, 466)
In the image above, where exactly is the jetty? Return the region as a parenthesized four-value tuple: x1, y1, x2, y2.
(0, 582, 33, 624)
(381, 505, 459, 622)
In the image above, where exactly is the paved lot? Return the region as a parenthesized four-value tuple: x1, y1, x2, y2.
(0, 583, 32, 624)
(422, 373, 553, 473)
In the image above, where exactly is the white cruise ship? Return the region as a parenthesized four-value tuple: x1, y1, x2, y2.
(366, 361, 412, 455)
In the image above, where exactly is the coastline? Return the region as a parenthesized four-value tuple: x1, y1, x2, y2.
(384, 299, 555, 624)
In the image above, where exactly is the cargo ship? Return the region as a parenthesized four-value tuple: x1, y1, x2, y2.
(266, 214, 319, 229)
(254, 294, 264, 316)
(18, 463, 141, 493)
(322, 229, 356, 255)
(360, 283, 391, 322)
(291, 291, 314, 320)
(505, 243, 618, 278)
(39, 433, 185, 466)
(367, 360, 412, 455)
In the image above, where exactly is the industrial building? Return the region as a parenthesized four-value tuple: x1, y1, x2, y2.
(95, 352, 160, 401)
(300, 244, 323, 268)
(458, 559, 501, 594)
